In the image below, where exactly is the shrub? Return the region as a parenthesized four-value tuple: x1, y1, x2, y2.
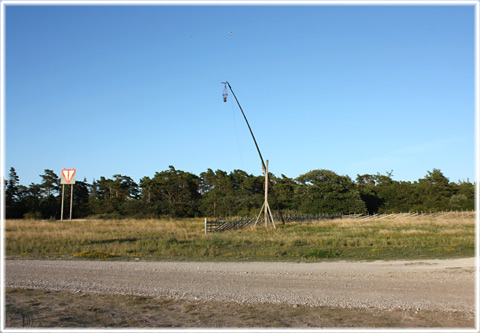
(23, 212, 42, 220)
(303, 248, 342, 259)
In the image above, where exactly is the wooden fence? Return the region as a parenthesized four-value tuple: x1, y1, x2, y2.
(350, 210, 475, 220)
(204, 210, 475, 233)
(204, 213, 343, 233)
(205, 217, 257, 233)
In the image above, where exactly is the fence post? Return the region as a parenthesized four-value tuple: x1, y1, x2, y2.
(205, 217, 207, 234)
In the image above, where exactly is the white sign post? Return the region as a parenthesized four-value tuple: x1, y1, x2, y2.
(60, 169, 76, 221)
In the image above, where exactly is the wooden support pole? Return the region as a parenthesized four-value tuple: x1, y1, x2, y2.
(254, 202, 266, 226)
(60, 184, 65, 221)
(264, 160, 268, 227)
(255, 160, 275, 229)
(69, 184, 73, 220)
(267, 201, 276, 229)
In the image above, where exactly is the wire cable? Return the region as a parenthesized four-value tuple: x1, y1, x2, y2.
(230, 98, 245, 171)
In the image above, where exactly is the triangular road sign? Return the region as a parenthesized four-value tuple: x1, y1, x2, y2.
(61, 169, 76, 184)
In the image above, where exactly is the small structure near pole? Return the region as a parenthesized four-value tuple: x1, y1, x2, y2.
(60, 169, 76, 221)
(222, 84, 228, 102)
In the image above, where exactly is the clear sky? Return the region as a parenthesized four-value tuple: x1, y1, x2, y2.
(4, 3, 475, 186)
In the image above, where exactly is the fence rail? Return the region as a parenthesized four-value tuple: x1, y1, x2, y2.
(350, 210, 476, 220)
(205, 213, 343, 233)
(204, 210, 475, 233)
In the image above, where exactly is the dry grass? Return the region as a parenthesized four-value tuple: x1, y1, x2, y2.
(400, 229, 429, 235)
(5, 213, 475, 261)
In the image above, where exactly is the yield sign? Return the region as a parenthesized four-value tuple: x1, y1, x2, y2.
(61, 169, 76, 184)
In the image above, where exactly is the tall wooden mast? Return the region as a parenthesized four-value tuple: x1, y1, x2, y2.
(222, 81, 285, 226)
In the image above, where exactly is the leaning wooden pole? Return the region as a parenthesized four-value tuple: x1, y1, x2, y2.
(223, 81, 285, 225)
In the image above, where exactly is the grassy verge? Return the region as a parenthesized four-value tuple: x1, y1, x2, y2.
(5, 213, 474, 261)
(5, 288, 474, 328)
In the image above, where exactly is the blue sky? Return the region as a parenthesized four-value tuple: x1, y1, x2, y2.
(4, 4, 475, 186)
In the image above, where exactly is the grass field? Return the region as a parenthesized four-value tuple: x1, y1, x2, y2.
(5, 212, 475, 261)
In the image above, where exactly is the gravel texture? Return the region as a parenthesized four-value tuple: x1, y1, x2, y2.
(5, 258, 475, 315)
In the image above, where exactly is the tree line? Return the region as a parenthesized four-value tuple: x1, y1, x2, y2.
(4, 166, 474, 220)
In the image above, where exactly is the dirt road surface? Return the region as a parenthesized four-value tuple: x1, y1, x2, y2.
(6, 258, 475, 312)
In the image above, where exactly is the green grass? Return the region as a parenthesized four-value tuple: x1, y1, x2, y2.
(5, 213, 475, 261)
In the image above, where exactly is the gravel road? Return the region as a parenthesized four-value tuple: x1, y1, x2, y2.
(5, 258, 475, 315)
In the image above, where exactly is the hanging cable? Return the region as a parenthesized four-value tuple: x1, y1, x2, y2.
(230, 95, 245, 171)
